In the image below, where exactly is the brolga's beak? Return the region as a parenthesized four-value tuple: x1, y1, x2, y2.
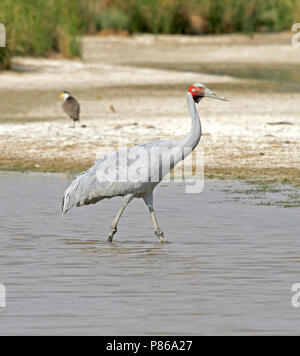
(204, 87, 229, 101)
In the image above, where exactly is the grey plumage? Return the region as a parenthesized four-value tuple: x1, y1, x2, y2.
(62, 140, 178, 213)
(61, 91, 80, 127)
(62, 83, 227, 242)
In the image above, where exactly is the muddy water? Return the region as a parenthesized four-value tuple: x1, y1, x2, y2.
(0, 171, 300, 335)
(132, 62, 300, 93)
(166, 63, 300, 85)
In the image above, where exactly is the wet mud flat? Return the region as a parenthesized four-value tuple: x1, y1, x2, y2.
(0, 33, 299, 184)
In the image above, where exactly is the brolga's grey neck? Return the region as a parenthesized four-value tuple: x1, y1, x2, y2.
(179, 92, 202, 158)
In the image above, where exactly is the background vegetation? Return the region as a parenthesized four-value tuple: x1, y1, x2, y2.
(83, 0, 300, 35)
(1, 0, 300, 69)
(0, 0, 82, 69)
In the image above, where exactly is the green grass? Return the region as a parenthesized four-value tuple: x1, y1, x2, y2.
(223, 181, 300, 208)
(0, 48, 10, 69)
(0, 0, 82, 69)
(1, 0, 300, 69)
(83, 0, 300, 34)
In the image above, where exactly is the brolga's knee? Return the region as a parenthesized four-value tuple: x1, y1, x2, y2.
(110, 225, 118, 234)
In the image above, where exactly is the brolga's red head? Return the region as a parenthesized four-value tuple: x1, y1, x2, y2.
(188, 83, 228, 103)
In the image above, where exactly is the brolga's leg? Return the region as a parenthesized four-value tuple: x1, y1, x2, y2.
(107, 194, 134, 243)
(143, 192, 166, 243)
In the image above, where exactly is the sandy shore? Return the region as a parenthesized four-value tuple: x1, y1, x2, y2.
(0, 33, 299, 184)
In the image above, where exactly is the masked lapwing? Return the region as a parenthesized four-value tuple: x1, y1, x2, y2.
(60, 91, 80, 128)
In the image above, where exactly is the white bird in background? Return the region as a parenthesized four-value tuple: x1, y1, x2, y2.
(62, 83, 228, 243)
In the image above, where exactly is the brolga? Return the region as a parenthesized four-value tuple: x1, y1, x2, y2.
(62, 83, 228, 243)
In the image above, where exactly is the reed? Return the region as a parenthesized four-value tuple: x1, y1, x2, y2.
(0, 0, 82, 69)
(83, 0, 299, 34)
(0, 0, 299, 69)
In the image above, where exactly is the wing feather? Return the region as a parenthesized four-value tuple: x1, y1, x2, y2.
(62, 97, 80, 121)
(62, 140, 180, 213)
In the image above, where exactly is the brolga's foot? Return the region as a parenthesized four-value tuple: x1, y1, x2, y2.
(155, 229, 166, 243)
(107, 227, 117, 243)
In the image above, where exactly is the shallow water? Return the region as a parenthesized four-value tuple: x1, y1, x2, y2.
(0, 171, 300, 335)
(173, 63, 300, 85)
(133, 62, 300, 93)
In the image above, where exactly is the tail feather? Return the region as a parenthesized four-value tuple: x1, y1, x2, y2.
(61, 156, 108, 214)
(62, 190, 74, 215)
(62, 194, 71, 215)
(61, 173, 84, 214)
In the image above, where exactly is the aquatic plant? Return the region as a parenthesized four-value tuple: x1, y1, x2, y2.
(84, 0, 300, 34)
(0, 0, 82, 69)
(1, 0, 299, 69)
